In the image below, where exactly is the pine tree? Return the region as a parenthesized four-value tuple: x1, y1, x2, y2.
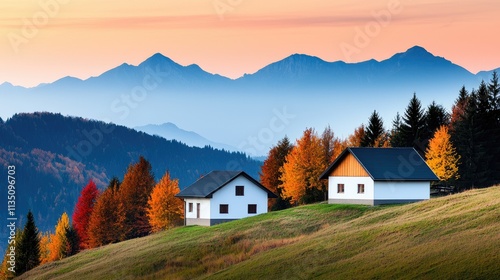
(426, 126, 460, 185)
(88, 178, 125, 247)
(426, 101, 450, 138)
(65, 226, 80, 257)
(362, 110, 385, 147)
(280, 128, 327, 204)
(400, 93, 427, 153)
(260, 136, 293, 210)
(72, 180, 99, 250)
(390, 112, 405, 147)
(16, 210, 41, 275)
(119, 156, 156, 239)
(488, 72, 500, 185)
(147, 172, 183, 232)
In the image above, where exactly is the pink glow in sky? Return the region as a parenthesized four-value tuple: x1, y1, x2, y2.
(1, 0, 499, 87)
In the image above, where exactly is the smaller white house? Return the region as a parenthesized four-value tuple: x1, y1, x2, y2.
(176, 171, 277, 226)
(320, 147, 438, 206)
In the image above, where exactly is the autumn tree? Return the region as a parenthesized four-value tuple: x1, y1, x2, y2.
(321, 125, 336, 164)
(48, 212, 70, 261)
(16, 211, 41, 275)
(260, 136, 293, 210)
(147, 172, 183, 232)
(426, 126, 460, 186)
(280, 128, 327, 204)
(450, 86, 469, 127)
(346, 124, 365, 147)
(119, 156, 156, 239)
(88, 178, 124, 247)
(39, 232, 52, 264)
(72, 180, 99, 250)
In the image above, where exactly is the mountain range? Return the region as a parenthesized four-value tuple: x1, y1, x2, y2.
(135, 122, 239, 153)
(1, 46, 498, 155)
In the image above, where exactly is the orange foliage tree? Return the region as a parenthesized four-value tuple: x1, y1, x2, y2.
(280, 128, 327, 205)
(87, 178, 124, 247)
(260, 136, 293, 210)
(425, 125, 460, 185)
(147, 172, 183, 232)
(48, 212, 70, 261)
(119, 156, 156, 239)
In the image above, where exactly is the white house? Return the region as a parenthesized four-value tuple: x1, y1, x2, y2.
(175, 171, 277, 226)
(320, 147, 438, 206)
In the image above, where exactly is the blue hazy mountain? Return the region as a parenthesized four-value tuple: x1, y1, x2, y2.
(135, 122, 239, 152)
(1, 46, 497, 155)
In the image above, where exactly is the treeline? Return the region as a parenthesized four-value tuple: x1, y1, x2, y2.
(261, 72, 500, 209)
(0, 156, 183, 278)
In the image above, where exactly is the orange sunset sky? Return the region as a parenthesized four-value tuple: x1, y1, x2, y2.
(1, 0, 499, 87)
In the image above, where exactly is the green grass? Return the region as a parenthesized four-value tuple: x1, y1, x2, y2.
(18, 187, 500, 280)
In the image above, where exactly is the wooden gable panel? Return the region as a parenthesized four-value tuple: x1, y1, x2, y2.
(329, 153, 369, 177)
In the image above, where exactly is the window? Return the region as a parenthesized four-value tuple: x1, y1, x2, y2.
(358, 184, 365, 194)
(196, 203, 200, 218)
(220, 204, 229, 214)
(188, 203, 193, 212)
(235, 185, 244, 196)
(248, 204, 257, 214)
(337, 184, 345, 193)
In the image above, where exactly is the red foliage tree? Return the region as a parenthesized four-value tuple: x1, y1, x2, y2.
(72, 180, 99, 250)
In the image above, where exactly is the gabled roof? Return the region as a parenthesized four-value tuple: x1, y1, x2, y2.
(176, 171, 277, 198)
(320, 147, 438, 181)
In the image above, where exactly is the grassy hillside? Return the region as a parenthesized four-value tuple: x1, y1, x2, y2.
(18, 187, 500, 280)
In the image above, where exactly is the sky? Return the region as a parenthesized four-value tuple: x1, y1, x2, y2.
(1, 0, 500, 88)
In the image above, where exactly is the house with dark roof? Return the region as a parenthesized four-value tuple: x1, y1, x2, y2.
(176, 171, 277, 226)
(320, 147, 438, 206)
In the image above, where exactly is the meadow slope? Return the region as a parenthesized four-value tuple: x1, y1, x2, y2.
(18, 187, 500, 280)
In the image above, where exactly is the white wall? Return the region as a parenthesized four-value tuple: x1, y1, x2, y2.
(184, 198, 211, 220)
(328, 176, 374, 201)
(374, 181, 430, 200)
(210, 176, 268, 220)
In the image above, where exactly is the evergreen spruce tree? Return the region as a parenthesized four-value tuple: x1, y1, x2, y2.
(390, 112, 405, 147)
(425, 101, 450, 138)
(488, 72, 500, 185)
(401, 93, 427, 154)
(361, 110, 385, 147)
(17, 211, 41, 275)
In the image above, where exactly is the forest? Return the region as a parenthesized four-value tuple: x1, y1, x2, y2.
(260, 72, 500, 209)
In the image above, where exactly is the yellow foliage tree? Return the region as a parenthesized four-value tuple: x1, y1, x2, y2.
(280, 128, 327, 205)
(425, 125, 460, 183)
(147, 172, 184, 232)
(48, 212, 70, 262)
(39, 232, 52, 264)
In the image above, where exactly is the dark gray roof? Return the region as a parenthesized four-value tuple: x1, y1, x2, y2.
(176, 171, 277, 198)
(320, 147, 438, 181)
